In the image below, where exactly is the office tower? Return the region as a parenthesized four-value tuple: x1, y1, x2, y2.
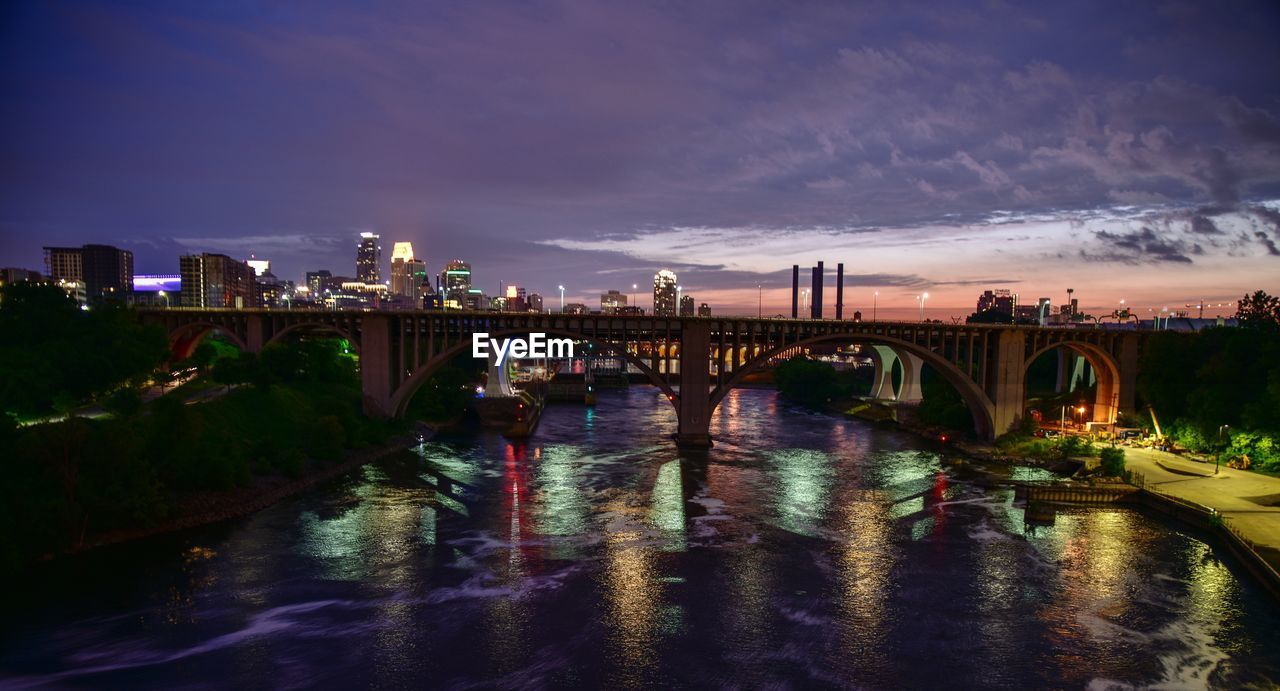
(600, 289, 628, 314)
(180, 253, 255, 308)
(356, 232, 381, 283)
(442, 260, 472, 309)
(976, 289, 1016, 315)
(390, 242, 421, 297)
(653, 269, 678, 316)
(679, 295, 695, 316)
(698, 302, 711, 317)
(528, 293, 543, 313)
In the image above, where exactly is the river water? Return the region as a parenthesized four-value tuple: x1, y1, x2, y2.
(3, 388, 1279, 689)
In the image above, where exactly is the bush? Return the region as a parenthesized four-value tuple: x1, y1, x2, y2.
(1099, 447, 1126, 476)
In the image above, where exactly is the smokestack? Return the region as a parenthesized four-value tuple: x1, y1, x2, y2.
(791, 265, 799, 318)
(812, 262, 823, 319)
(836, 263, 844, 320)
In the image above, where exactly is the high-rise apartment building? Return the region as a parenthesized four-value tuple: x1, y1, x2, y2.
(679, 294, 695, 316)
(180, 253, 255, 308)
(356, 232, 381, 284)
(600, 289, 627, 314)
(698, 302, 711, 317)
(43, 244, 133, 301)
(653, 269, 678, 316)
(528, 293, 543, 313)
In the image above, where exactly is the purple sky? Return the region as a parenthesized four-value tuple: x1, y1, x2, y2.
(3, 0, 1279, 318)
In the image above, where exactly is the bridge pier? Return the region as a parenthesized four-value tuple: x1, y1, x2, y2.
(676, 322, 713, 448)
(868, 345, 898, 400)
(360, 314, 394, 418)
(989, 331, 1027, 436)
(896, 350, 924, 404)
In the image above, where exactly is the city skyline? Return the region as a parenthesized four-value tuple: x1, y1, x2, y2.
(3, 1, 1279, 317)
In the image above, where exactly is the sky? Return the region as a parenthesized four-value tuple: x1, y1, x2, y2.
(2, 0, 1280, 319)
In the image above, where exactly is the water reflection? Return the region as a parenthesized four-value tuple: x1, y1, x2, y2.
(3, 388, 1279, 689)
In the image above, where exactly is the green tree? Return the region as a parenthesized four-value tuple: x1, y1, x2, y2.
(1235, 290, 1280, 330)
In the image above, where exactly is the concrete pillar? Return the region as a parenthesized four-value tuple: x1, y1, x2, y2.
(360, 314, 393, 417)
(895, 350, 925, 404)
(1054, 348, 1068, 393)
(869, 345, 899, 400)
(245, 315, 265, 354)
(1116, 335, 1139, 417)
(1069, 354, 1087, 392)
(988, 330, 1027, 437)
(485, 354, 514, 397)
(676, 322, 713, 448)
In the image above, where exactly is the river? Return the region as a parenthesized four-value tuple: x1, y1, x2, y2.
(3, 387, 1279, 688)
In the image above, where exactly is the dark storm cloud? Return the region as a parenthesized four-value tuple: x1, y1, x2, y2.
(1087, 227, 1194, 264)
(2, 0, 1279, 295)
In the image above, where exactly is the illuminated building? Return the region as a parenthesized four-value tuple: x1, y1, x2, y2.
(443, 260, 472, 309)
(976, 289, 1017, 315)
(356, 232, 381, 284)
(652, 269, 677, 316)
(43, 244, 134, 302)
(390, 242, 427, 300)
(528, 293, 543, 313)
(180, 253, 255, 308)
(679, 294, 694, 316)
(245, 257, 270, 277)
(601, 290, 627, 314)
(698, 302, 711, 317)
(306, 270, 332, 294)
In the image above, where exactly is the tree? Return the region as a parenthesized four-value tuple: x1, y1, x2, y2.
(1235, 290, 1280, 330)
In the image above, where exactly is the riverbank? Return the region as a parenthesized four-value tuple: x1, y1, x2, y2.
(41, 427, 432, 560)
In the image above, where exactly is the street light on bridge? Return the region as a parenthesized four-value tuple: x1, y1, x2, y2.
(558, 285, 565, 313)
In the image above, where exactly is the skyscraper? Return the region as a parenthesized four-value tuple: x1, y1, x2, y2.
(443, 260, 472, 309)
(390, 242, 422, 297)
(653, 269, 677, 316)
(356, 232, 381, 283)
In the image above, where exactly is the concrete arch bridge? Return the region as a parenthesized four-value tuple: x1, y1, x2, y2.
(140, 309, 1151, 448)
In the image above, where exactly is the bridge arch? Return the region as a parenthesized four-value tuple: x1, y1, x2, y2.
(264, 323, 361, 354)
(1024, 341, 1121, 424)
(167, 321, 248, 361)
(388, 327, 680, 419)
(711, 332, 998, 439)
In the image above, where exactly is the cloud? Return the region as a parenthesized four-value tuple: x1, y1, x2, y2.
(1088, 227, 1194, 264)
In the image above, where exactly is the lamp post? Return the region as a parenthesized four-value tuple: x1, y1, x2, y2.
(921, 292, 929, 321)
(1218, 424, 1229, 474)
(757, 284, 762, 319)
(802, 289, 809, 316)
(558, 285, 565, 313)
(632, 283, 637, 312)
(677, 285, 683, 313)
(873, 291, 878, 322)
